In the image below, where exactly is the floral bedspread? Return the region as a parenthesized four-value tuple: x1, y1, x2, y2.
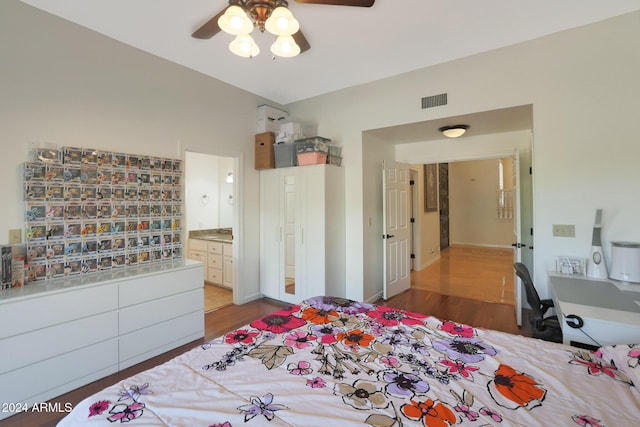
(58, 296, 640, 426)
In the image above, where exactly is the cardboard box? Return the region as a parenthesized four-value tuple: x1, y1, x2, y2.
(255, 132, 276, 170)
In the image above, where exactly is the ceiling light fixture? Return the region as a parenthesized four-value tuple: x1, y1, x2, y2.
(439, 125, 469, 138)
(218, 0, 301, 58)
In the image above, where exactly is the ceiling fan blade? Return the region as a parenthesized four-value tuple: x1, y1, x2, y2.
(292, 30, 311, 54)
(294, 0, 374, 6)
(191, 7, 228, 39)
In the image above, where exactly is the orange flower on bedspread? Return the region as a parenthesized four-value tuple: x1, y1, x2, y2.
(488, 364, 546, 410)
(302, 306, 338, 324)
(401, 397, 457, 427)
(336, 329, 375, 348)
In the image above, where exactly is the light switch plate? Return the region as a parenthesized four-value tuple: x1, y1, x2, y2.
(8, 229, 21, 244)
(552, 224, 575, 237)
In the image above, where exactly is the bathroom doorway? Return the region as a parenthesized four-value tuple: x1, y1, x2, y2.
(184, 151, 235, 311)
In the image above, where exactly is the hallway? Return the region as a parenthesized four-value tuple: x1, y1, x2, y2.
(411, 244, 515, 305)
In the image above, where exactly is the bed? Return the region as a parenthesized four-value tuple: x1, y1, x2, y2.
(58, 296, 639, 426)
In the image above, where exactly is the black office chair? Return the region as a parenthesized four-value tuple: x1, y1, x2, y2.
(514, 262, 563, 343)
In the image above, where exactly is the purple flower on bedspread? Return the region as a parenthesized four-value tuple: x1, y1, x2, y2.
(572, 414, 604, 427)
(107, 401, 145, 423)
(305, 296, 374, 314)
(237, 393, 288, 422)
(88, 400, 110, 417)
(310, 323, 342, 344)
(366, 305, 427, 327)
(380, 369, 430, 397)
(250, 306, 306, 334)
(118, 383, 151, 401)
(209, 422, 232, 427)
(432, 337, 498, 363)
(440, 320, 475, 338)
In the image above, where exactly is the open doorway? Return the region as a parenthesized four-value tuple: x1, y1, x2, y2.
(410, 152, 532, 326)
(184, 151, 235, 312)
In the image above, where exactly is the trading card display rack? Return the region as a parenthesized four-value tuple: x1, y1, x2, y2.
(23, 147, 183, 282)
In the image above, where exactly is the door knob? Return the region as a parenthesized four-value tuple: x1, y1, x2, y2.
(382, 234, 395, 239)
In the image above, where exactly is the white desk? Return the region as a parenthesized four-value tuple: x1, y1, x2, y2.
(548, 273, 640, 348)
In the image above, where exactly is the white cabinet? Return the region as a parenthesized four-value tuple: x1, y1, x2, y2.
(188, 239, 233, 288)
(260, 164, 345, 303)
(0, 261, 203, 420)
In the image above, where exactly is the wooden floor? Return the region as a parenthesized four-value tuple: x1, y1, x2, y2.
(203, 283, 233, 312)
(412, 244, 515, 305)
(2, 245, 528, 427)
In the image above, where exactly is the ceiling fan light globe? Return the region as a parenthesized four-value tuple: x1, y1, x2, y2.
(271, 35, 301, 57)
(229, 35, 260, 58)
(218, 5, 253, 35)
(265, 7, 300, 36)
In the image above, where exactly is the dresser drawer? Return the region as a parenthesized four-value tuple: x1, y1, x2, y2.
(208, 268, 223, 284)
(208, 241, 223, 255)
(208, 253, 223, 269)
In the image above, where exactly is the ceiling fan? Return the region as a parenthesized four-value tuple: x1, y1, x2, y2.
(192, 0, 375, 58)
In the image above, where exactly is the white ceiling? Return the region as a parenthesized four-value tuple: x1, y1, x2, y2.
(20, 0, 640, 105)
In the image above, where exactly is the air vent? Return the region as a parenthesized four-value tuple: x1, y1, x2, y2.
(421, 93, 447, 109)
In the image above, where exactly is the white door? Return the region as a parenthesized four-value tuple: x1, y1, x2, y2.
(511, 151, 523, 326)
(383, 160, 411, 299)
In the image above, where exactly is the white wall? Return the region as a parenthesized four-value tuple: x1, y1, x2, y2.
(289, 12, 640, 301)
(184, 152, 234, 231)
(0, 0, 274, 303)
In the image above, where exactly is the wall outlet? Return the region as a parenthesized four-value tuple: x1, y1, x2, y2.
(8, 228, 21, 244)
(552, 224, 575, 237)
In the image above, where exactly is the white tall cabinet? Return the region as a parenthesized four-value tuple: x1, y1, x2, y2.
(260, 164, 345, 304)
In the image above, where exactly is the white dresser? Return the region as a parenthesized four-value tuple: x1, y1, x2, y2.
(0, 260, 203, 420)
